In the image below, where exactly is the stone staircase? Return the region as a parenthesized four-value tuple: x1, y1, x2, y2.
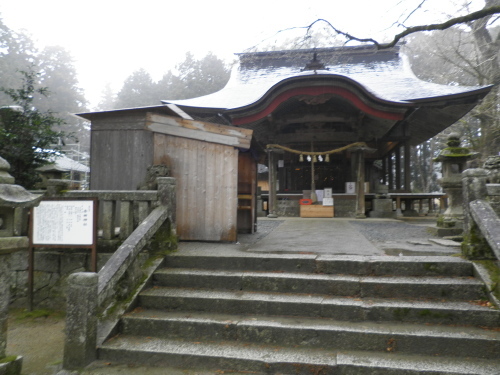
(98, 252, 500, 374)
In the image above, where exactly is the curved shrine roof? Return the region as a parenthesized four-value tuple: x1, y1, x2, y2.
(162, 45, 491, 112)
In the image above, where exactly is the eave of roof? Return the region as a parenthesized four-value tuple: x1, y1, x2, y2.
(76, 105, 178, 121)
(161, 46, 492, 115)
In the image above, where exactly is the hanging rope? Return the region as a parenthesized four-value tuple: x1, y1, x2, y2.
(266, 142, 368, 156)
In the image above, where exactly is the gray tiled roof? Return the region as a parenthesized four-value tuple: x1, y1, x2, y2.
(162, 46, 490, 111)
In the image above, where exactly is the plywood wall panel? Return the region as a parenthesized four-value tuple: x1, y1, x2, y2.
(153, 133, 237, 241)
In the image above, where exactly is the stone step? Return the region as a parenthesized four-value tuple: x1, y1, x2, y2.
(98, 335, 500, 374)
(165, 254, 474, 277)
(120, 310, 500, 360)
(154, 268, 485, 301)
(138, 287, 500, 327)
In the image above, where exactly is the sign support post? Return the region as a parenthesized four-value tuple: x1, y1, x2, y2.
(28, 198, 98, 311)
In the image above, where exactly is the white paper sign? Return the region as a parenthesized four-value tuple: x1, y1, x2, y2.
(33, 200, 94, 245)
(323, 197, 334, 206)
(324, 188, 332, 198)
(346, 182, 356, 194)
(315, 189, 324, 202)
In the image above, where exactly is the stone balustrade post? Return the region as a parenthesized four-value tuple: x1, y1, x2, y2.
(157, 177, 177, 232)
(119, 200, 133, 240)
(461, 168, 493, 259)
(462, 168, 488, 231)
(101, 200, 116, 240)
(63, 272, 98, 370)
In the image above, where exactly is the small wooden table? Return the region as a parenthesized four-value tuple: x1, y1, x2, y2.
(300, 204, 334, 218)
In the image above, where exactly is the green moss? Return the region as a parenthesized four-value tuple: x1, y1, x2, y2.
(439, 147, 475, 158)
(393, 308, 410, 320)
(436, 214, 456, 228)
(462, 226, 495, 260)
(149, 221, 178, 256)
(475, 260, 500, 300)
(14, 308, 64, 321)
(418, 309, 453, 319)
(423, 263, 439, 273)
(0, 355, 18, 364)
(101, 273, 148, 319)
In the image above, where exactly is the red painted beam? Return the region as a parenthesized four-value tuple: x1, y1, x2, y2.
(232, 86, 406, 125)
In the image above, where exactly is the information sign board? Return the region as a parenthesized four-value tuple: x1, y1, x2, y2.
(32, 200, 94, 245)
(28, 198, 97, 310)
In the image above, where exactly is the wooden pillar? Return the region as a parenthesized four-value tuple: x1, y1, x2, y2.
(395, 146, 401, 190)
(404, 141, 411, 192)
(355, 149, 366, 218)
(267, 149, 278, 218)
(388, 153, 394, 191)
(382, 157, 387, 185)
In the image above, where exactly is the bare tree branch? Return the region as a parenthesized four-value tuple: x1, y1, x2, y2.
(399, 0, 428, 26)
(304, 5, 500, 49)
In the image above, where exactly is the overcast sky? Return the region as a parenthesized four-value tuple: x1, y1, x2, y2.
(0, 0, 486, 108)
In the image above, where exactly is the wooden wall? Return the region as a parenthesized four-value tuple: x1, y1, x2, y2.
(90, 113, 153, 190)
(153, 133, 238, 242)
(85, 109, 252, 242)
(237, 152, 257, 233)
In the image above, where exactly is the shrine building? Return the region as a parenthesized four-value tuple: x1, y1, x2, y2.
(78, 45, 492, 242)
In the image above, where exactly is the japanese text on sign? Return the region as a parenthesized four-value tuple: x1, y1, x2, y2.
(32, 200, 94, 245)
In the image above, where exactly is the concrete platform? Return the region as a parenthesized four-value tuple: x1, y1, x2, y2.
(179, 217, 458, 258)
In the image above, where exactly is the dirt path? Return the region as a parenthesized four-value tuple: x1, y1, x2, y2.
(6, 309, 65, 375)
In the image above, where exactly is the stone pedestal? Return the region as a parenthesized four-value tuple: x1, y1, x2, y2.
(63, 272, 98, 370)
(369, 198, 395, 218)
(0, 249, 23, 374)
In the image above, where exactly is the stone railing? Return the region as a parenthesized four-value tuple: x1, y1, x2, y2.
(45, 179, 175, 245)
(461, 168, 500, 309)
(462, 169, 500, 260)
(62, 177, 177, 370)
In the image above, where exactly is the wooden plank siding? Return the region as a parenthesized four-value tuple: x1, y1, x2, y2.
(153, 133, 238, 241)
(85, 109, 253, 242)
(90, 126, 154, 190)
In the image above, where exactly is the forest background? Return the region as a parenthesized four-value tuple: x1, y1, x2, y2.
(0, 0, 499, 191)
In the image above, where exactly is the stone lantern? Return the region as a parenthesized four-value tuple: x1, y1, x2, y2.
(434, 133, 477, 231)
(0, 156, 41, 373)
(0, 157, 43, 238)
